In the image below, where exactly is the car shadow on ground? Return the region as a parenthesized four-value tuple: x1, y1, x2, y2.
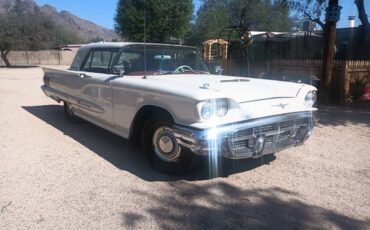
(22, 105, 276, 182)
(121, 182, 369, 229)
(317, 104, 370, 128)
(22, 105, 370, 229)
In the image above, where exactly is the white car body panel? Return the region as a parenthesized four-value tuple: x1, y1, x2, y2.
(41, 42, 317, 159)
(43, 68, 316, 136)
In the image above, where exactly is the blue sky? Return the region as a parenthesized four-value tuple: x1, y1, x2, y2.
(35, 0, 368, 29)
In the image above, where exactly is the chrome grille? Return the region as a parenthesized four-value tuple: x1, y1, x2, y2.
(229, 118, 309, 154)
(280, 120, 294, 129)
(232, 129, 253, 140)
(254, 124, 276, 133)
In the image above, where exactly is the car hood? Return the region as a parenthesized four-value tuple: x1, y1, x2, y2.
(145, 74, 304, 103)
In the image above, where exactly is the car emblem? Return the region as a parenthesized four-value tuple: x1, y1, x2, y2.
(273, 103, 289, 109)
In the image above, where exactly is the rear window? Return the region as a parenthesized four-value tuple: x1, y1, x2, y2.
(82, 49, 118, 73)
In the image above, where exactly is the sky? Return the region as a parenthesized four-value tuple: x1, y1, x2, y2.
(34, 0, 369, 30)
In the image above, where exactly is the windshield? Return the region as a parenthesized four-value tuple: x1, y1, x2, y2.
(115, 45, 209, 75)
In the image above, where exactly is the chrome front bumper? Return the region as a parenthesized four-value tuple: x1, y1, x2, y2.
(173, 112, 317, 159)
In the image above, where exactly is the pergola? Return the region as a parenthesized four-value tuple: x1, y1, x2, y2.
(202, 39, 229, 61)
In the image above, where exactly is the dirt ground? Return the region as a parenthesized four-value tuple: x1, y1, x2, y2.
(0, 66, 369, 229)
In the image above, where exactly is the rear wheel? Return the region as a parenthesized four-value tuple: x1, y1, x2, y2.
(64, 102, 81, 123)
(141, 113, 194, 175)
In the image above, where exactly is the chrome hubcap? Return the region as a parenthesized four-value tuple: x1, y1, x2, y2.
(152, 127, 181, 162)
(158, 136, 174, 153)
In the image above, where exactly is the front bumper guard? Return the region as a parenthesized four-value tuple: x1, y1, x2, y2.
(173, 111, 317, 159)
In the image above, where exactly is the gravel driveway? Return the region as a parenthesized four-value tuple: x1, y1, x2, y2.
(0, 67, 369, 229)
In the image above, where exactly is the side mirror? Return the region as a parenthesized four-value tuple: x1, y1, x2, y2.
(215, 65, 223, 75)
(113, 65, 125, 77)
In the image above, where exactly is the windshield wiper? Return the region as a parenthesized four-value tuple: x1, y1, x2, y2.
(192, 70, 209, 74)
(154, 70, 209, 75)
(153, 70, 174, 75)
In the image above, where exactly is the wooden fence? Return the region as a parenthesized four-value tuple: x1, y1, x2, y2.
(272, 59, 370, 103)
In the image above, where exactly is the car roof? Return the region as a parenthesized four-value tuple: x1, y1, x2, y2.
(82, 42, 197, 49)
(70, 42, 200, 71)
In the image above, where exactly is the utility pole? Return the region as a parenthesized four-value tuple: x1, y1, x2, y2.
(321, 0, 341, 103)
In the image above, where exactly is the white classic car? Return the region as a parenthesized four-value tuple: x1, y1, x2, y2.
(42, 42, 317, 174)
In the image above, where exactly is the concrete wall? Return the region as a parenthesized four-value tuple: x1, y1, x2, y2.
(0, 50, 76, 66)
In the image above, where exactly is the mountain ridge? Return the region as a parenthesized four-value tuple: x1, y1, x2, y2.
(0, 0, 120, 43)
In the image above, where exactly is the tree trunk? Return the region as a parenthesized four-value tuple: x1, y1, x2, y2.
(321, 0, 338, 104)
(355, 0, 369, 26)
(0, 50, 11, 68)
(354, 0, 370, 59)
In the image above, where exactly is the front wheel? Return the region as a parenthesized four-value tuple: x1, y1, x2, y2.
(141, 113, 195, 175)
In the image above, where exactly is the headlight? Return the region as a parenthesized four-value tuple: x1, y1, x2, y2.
(305, 91, 317, 107)
(201, 99, 229, 119)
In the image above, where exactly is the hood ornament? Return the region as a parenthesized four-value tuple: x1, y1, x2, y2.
(200, 83, 211, 89)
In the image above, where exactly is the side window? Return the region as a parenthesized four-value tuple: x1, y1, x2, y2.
(115, 50, 144, 75)
(82, 49, 117, 73)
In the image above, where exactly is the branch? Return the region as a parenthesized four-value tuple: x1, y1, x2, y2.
(239, 4, 248, 27)
(354, 0, 369, 26)
(304, 12, 325, 30)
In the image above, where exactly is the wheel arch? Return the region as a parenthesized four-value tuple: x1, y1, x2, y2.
(129, 105, 174, 144)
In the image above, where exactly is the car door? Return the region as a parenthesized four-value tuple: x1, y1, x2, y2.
(77, 48, 118, 127)
(111, 47, 146, 135)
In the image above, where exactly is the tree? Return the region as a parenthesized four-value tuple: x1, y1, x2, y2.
(189, 0, 292, 45)
(0, 15, 13, 67)
(190, 0, 231, 44)
(353, 0, 369, 60)
(354, 0, 369, 26)
(291, 0, 369, 102)
(291, 0, 370, 30)
(0, 0, 79, 67)
(236, 0, 291, 31)
(289, 0, 326, 30)
(54, 27, 82, 46)
(115, 0, 193, 43)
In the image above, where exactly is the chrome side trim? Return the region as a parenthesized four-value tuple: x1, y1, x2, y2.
(41, 85, 104, 113)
